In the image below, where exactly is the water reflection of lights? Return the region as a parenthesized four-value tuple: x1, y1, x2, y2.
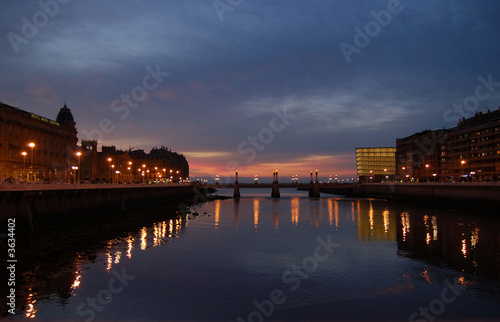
(328, 199, 333, 226)
(214, 200, 220, 231)
(168, 220, 174, 238)
(461, 238, 467, 258)
(127, 237, 134, 258)
(420, 269, 433, 284)
(107, 253, 113, 271)
(253, 199, 259, 230)
(291, 198, 299, 226)
(25, 292, 38, 318)
(368, 203, 374, 232)
(400, 212, 410, 242)
(140, 227, 147, 250)
(114, 251, 122, 264)
(334, 200, 339, 228)
(471, 228, 479, 249)
(71, 272, 82, 290)
(383, 209, 389, 234)
(311, 202, 319, 227)
(424, 215, 431, 245)
(273, 200, 279, 231)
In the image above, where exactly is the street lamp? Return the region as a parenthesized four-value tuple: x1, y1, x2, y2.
(28, 142, 35, 182)
(128, 161, 133, 183)
(21, 152, 27, 182)
(111, 165, 115, 184)
(461, 160, 466, 182)
(107, 158, 112, 183)
(76, 152, 82, 184)
(71, 166, 78, 184)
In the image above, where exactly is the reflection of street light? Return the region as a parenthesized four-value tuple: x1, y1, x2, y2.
(21, 152, 27, 181)
(76, 152, 82, 183)
(28, 142, 35, 182)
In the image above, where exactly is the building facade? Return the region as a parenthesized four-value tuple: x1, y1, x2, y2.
(355, 147, 396, 182)
(396, 107, 500, 182)
(79, 141, 189, 183)
(443, 109, 500, 181)
(0, 102, 78, 183)
(395, 129, 447, 182)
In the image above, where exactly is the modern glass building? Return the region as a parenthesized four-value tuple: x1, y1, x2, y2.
(356, 147, 396, 182)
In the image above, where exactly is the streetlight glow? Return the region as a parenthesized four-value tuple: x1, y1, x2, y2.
(28, 142, 35, 182)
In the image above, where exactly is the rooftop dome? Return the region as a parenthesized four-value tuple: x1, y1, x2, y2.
(56, 103, 75, 123)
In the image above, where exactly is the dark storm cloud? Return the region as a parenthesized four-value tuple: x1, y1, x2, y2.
(1, 0, 499, 178)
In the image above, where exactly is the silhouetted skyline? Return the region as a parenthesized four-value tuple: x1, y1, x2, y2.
(1, 1, 499, 180)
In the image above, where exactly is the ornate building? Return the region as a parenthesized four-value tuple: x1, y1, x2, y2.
(0, 102, 78, 183)
(79, 141, 189, 183)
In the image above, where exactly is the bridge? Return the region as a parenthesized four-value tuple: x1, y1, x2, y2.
(199, 170, 352, 198)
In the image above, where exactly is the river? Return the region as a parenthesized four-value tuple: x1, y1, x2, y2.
(5, 188, 500, 321)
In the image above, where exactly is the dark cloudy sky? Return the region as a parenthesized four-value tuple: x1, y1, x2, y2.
(1, 1, 500, 182)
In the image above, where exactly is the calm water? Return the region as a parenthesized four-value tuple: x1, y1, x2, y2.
(7, 189, 500, 321)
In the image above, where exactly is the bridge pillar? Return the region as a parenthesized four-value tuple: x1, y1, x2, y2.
(233, 170, 240, 198)
(309, 169, 320, 198)
(271, 170, 280, 198)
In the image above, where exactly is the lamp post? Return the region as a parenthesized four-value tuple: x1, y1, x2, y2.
(461, 160, 466, 182)
(71, 166, 78, 184)
(21, 152, 27, 182)
(107, 158, 112, 183)
(28, 142, 35, 182)
(128, 161, 133, 183)
(76, 152, 82, 184)
(111, 165, 115, 184)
